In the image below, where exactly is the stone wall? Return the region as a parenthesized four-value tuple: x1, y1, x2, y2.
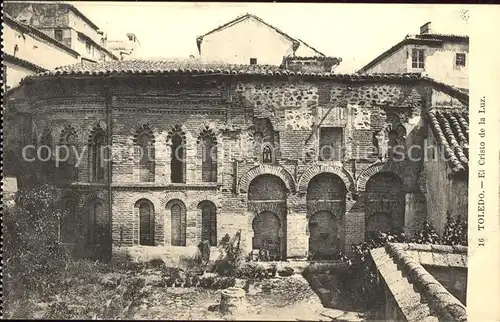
(424, 266, 467, 305)
(7, 74, 438, 259)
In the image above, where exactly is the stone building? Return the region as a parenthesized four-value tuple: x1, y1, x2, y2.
(358, 22, 469, 89)
(196, 13, 328, 66)
(4, 59, 468, 261)
(4, 1, 118, 63)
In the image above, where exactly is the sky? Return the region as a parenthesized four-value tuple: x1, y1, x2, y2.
(69, 2, 471, 73)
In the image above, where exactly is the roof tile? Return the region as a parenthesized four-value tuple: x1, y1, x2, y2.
(427, 109, 469, 173)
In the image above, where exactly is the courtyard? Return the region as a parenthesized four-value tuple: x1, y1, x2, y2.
(5, 250, 368, 321)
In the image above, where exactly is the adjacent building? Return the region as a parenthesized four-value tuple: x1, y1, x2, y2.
(2, 13, 81, 91)
(4, 58, 468, 261)
(358, 22, 469, 89)
(4, 1, 118, 63)
(196, 13, 336, 67)
(107, 33, 142, 60)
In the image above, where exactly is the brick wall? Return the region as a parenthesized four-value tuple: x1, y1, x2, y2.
(8, 74, 438, 259)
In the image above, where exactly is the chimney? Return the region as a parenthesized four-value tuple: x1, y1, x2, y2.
(420, 22, 431, 35)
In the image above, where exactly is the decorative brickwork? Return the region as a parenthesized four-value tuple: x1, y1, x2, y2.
(3, 63, 470, 259)
(356, 161, 408, 192)
(238, 164, 296, 194)
(297, 164, 355, 194)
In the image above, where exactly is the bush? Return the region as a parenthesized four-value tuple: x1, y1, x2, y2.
(278, 266, 294, 277)
(412, 220, 441, 244)
(214, 230, 245, 277)
(442, 212, 468, 246)
(146, 258, 166, 270)
(267, 263, 277, 277)
(236, 262, 269, 279)
(4, 184, 71, 300)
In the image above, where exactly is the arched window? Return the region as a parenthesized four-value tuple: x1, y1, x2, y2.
(200, 134, 217, 182)
(171, 133, 185, 183)
(89, 127, 106, 182)
(253, 118, 277, 164)
(169, 200, 186, 246)
(136, 132, 155, 182)
(262, 145, 273, 164)
(59, 128, 78, 181)
(199, 201, 217, 246)
(136, 199, 155, 246)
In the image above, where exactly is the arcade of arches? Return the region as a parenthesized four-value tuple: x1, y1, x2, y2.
(243, 168, 410, 260)
(75, 169, 410, 261)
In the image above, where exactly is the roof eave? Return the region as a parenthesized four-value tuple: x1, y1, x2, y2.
(358, 38, 444, 73)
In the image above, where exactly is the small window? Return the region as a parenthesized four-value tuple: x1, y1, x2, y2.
(262, 145, 273, 164)
(411, 49, 425, 69)
(85, 41, 91, 54)
(318, 127, 343, 161)
(250, 58, 257, 65)
(54, 29, 63, 42)
(456, 53, 466, 67)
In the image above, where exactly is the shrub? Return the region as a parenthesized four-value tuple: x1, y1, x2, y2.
(3, 184, 71, 300)
(236, 262, 269, 279)
(146, 258, 166, 270)
(278, 266, 294, 277)
(412, 220, 441, 244)
(200, 275, 215, 288)
(267, 263, 277, 277)
(442, 212, 468, 246)
(214, 230, 245, 277)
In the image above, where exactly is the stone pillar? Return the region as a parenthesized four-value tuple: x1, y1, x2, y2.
(154, 134, 169, 185)
(220, 287, 248, 316)
(286, 195, 308, 259)
(344, 194, 365, 255)
(286, 211, 308, 259)
(240, 211, 255, 256)
(186, 209, 198, 246)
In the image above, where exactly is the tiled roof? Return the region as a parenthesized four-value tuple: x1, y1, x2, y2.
(27, 59, 425, 80)
(3, 53, 47, 73)
(11, 59, 469, 106)
(371, 243, 467, 322)
(412, 33, 469, 43)
(427, 109, 469, 173)
(358, 33, 469, 73)
(283, 55, 342, 62)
